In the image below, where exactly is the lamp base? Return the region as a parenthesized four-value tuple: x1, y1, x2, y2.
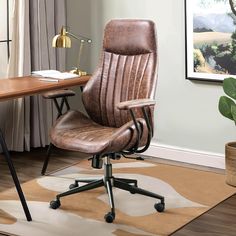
(70, 68, 87, 76)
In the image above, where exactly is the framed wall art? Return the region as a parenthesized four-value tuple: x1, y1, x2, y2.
(185, 0, 236, 82)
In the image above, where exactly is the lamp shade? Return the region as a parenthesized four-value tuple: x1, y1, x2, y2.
(52, 27, 71, 48)
(52, 26, 92, 75)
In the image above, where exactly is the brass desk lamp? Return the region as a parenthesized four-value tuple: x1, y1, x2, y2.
(52, 26, 92, 76)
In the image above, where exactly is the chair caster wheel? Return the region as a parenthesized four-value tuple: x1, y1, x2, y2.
(130, 183, 137, 194)
(50, 199, 61, 209)
(69, 182, 79, 189)
(130, 189, 136, 194)
(154, 202, 165, 212)
(104, 212, 115, 223)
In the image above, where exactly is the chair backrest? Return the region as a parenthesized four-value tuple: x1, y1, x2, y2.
(82, 19, 158, 128)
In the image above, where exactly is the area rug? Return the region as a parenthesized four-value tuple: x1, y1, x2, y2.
(0, 158, 235, 236)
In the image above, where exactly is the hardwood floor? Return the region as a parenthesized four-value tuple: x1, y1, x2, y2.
(172, 194, 236, 236)
(0, 147, 88, 192)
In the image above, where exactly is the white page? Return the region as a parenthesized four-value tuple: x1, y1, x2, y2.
(31, 70, 61, 76)
(31, 70, 79, 80)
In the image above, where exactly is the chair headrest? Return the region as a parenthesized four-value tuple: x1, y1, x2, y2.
(103, 19, 157, 55)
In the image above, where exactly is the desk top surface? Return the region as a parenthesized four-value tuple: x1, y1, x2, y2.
(0, 75, 90, 101)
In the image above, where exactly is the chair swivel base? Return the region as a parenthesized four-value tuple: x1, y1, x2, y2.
(50, 157, 165, 223)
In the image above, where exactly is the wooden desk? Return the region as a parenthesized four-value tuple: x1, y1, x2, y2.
(0, 75, 90, 222)
(0, 75, 90, 101)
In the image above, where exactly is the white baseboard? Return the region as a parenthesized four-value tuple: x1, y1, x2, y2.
(144, 142, 225, 169)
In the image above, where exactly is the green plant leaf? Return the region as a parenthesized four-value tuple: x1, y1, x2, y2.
(223, 77, 236, 100)
(218, 96, 235, 120)
(231, 104, 236, 122)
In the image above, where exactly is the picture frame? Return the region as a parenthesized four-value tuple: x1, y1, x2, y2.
(185, 0, 236, 82)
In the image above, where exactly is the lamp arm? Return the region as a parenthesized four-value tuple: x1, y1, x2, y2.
(77, 41, 84, 70)
(66, 31, 92, 44)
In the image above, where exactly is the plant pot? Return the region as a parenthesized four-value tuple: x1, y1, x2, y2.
(225, 142, 236, 187)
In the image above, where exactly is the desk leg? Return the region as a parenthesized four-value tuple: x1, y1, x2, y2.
(0, 130, 32, 221)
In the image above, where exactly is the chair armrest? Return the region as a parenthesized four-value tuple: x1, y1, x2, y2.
(42, 89, 76, 99)
(116, 99, 156, 110)
(116, 99, 155, 154)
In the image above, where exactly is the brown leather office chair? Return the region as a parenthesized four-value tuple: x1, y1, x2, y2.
(49, 19, 165, 223)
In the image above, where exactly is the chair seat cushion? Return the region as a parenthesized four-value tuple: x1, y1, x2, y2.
(50, 110, 145, 154)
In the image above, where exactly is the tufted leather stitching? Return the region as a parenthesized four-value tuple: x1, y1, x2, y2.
(83, 51, 155, 128)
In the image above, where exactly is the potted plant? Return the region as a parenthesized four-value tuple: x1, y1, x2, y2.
(219, 77, 236, 187)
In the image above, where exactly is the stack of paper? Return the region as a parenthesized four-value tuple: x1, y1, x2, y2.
(32, 70, 79, 80)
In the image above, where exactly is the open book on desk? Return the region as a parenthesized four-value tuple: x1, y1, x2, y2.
(31, 70, 79, 80)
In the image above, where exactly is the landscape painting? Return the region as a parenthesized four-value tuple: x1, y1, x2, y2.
(185, 0, 236, 81)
